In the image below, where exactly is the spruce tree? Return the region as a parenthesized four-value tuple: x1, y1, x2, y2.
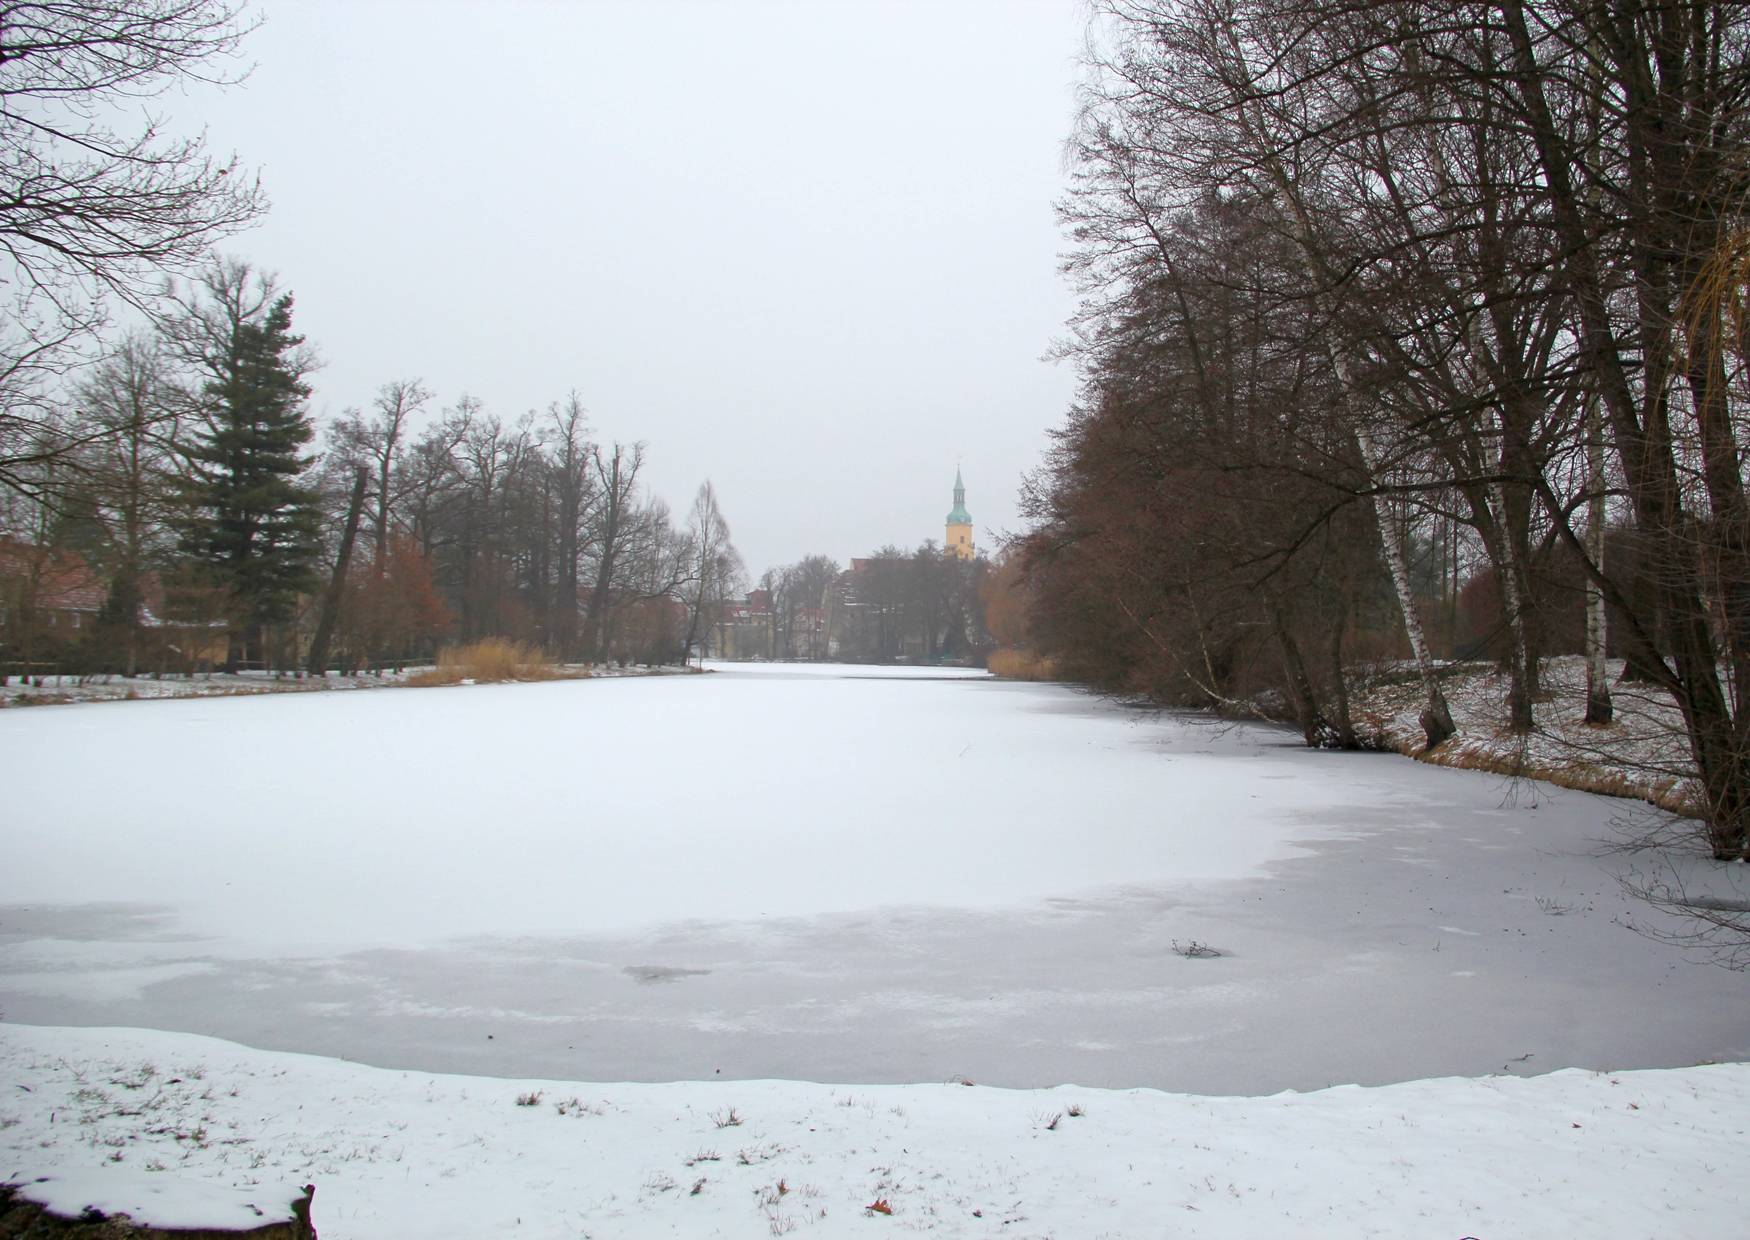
(179, 293, 322, 671)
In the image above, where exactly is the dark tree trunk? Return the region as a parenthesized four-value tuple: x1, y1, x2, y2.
(1269, 602, 1328, 747)
(1326, 594, 1359, 750)
(307, 466, 369, 676)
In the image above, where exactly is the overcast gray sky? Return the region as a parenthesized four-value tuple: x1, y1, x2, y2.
(179, 0, 1086, 576)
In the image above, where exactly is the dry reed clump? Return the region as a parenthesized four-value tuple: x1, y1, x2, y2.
(986, 648, 1059, 680)
(407, 639, 580, 687)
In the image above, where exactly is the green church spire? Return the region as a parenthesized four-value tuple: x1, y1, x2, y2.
(946, 467, 971, 525)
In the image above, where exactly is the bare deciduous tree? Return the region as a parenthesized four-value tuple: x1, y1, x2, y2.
(679, 480, 741, 665)
(0, 0, 266, 498)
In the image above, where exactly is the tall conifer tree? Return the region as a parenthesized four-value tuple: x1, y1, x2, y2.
(179, 293, 321, 670)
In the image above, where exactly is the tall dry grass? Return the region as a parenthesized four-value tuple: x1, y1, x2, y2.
(408, 639, 577, 687)
(987, 648, 1059, 680)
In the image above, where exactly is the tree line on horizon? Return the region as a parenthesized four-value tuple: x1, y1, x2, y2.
(1014, 0, 1750, 862)
(1, 258, 753, 676)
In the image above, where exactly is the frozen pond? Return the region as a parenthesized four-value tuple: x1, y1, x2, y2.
(3, 663, 1746, 1092)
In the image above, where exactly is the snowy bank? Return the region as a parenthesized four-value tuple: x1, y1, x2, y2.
(1, 1024, 1743, 1239)
(1357, 655, 1705, 817)
(0, 658, 971, 710)
(0, 662, 685, 708)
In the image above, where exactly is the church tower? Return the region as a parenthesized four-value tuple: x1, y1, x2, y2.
(945, 467, 974, 560)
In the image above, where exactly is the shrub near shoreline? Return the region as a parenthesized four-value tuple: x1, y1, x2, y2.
(407, 639, 579, 687)
(987, 648, 1058, 680)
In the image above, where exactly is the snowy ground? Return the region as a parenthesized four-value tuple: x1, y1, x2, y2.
(3, 663, 1749, 1234)
(3, 1024, 1746, 1239)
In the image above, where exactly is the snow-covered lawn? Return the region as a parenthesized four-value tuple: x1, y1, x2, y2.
(3, 663, 1749, 1235)
(3, 1024, 1745, 1239)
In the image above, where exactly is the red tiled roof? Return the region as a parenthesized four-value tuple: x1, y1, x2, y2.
(0, 537, 106, 613)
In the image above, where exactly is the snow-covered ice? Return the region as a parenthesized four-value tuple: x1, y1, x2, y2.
(4, 663, 1360, 949)
(2, 663, 1746, 1096)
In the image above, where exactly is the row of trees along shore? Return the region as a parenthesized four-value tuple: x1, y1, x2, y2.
(5, 274, 752, 674)
(0, 3, 760, 678)
(1016, 0, 1750, 861)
